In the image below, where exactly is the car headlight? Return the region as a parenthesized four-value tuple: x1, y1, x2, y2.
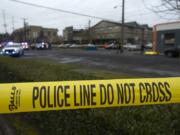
(2, 49, 5, 52)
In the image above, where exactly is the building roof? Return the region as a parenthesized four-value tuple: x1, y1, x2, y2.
(13, 25, 58, 33)
(155, 21, 180, 26)
(125, 21, 139, 27)
(91, 20, 152, 30)
(155, 21, 180, 31)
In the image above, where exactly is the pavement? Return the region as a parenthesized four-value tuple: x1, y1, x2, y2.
(21, 48, 180, 77)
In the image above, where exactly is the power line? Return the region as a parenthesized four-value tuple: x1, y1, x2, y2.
(10, 0, 113, 21)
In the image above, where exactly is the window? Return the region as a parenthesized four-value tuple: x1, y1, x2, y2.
(164, 33, 175, 45)
(115, 26, 120, 30)
(108, 27, 113, 30)
(32, 32, 38, 38)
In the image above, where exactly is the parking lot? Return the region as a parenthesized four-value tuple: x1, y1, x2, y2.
(21, 48, 180, 77)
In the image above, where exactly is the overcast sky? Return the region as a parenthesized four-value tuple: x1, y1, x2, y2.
(0, 0, 178, 35)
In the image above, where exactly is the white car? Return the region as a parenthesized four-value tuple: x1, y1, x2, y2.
(58, 44, 65, 48)
(69, 44, 79, 48)
(0, 43, 24, 57)
(64, 44, 71, 48)
(123, 43, 140, 51)
(145, 43, 153, 49)
(58, 44, 71, 48)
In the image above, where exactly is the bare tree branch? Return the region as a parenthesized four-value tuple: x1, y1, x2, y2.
(143, 0, 180, 20)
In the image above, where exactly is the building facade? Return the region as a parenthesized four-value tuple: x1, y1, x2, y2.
(12, 26, 59, 43)
(90, 21, 152, 44)
(63, 26, 88, 43)
(63, 20, 152, 44)
(153, 21, 180, 56)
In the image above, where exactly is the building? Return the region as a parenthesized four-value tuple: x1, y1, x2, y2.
(12, 25, 59, 43)
(63, 20, 152, 44)
(63, 26, 88, 43)
(89, 20, 152, 44)
(153, 21, 180, 56)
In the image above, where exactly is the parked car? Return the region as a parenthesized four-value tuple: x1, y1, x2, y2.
(21, 42, 29, 50)
(35, 43, 49, 50)
(123, 43, 140, 51)
(0, 43, 24, 57)
(86, 44, 97, 50)
(64, 44, 71, 48)
(58, 44, 64, 48)
(58, 44, 71, 48)
(29, 44, 35, 49)
(103, 43, 118, 49)
(145, 43, 153, 49)
(70, 44, 76, 48)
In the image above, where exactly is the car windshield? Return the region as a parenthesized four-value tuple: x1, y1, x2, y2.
(5, 45, 21, 48)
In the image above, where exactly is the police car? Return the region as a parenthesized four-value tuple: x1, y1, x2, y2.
(0, 42, 24, 57)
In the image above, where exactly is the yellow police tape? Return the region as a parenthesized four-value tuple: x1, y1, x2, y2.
(0, 77, 180, 114)
(144, 51, 159, 55)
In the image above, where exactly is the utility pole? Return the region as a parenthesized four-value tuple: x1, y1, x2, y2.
(117, 0, 125, 53)
(88, 20, 91, 29)
(22, 18, 28, 41)
(120, 0, 125, 53)
(12, 16, 15, 41)
(2, 10, 8, 41)
(88, 20, 91, 43)
(2, 10, 8, 34)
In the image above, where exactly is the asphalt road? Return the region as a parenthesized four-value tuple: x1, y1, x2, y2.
(21, 48, 180, 77)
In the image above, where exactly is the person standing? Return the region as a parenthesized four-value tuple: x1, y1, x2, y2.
(141, 43, 145, 54)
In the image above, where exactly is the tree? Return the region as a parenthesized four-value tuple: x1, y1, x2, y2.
(143, 0, 180, 19)
(157, 0, 180, 13)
